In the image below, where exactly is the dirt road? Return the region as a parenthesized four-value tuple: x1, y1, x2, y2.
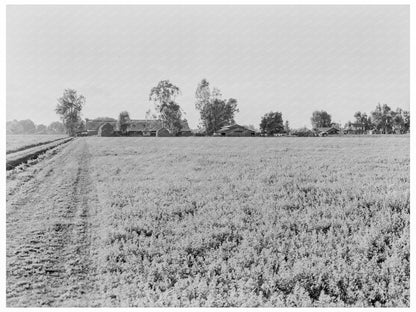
(6, 139, 102, 307)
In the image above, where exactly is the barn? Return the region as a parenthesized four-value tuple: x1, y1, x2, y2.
(85, 118, 117, 136)
(98, 123, 114, 136)
(86, 118, 192, 137)
(214, 124, 256, 137)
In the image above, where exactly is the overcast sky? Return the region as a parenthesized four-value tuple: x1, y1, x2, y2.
(7, 5, 409, 129)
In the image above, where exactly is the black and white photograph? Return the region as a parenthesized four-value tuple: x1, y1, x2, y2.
(3, 2, 413, 308)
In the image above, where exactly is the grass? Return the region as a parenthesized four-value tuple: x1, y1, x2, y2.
(82, 136, 409, 307)
(6, 134, 67, 154)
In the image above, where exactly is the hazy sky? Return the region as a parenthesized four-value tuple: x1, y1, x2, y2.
(7, 5, 409, 129)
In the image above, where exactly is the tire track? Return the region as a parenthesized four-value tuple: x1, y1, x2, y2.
(6, 138, 100, 307)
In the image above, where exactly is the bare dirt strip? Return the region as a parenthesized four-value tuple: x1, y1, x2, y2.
(6, 138, 102, 307)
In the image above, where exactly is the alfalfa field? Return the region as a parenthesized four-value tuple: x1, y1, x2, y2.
(6, 135, 409, 307)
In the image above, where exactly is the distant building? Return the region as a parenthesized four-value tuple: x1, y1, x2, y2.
(344, 123, 366, 134)
(85, 118, 192, 137)
(85, 119, 117, 136)
(98, 123, 115, 137)
(214, 124, 257, 136)
(314, 127, 340, 136)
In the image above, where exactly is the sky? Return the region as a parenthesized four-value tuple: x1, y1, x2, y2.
(6, 5, 410, 129)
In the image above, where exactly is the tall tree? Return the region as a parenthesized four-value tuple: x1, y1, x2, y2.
(353, 111, 372, 131)
(118, 111, 130, 134)
(371, 103, 394, 134)
(194, 79, 239, 135)
(195, 79, 211, 110)
(149, 80, 183, 134)
(55, 89, 85, 136)
(260, 112, 284, 135)
(284, 120, 290, 133)
(311, 110, 332, 128)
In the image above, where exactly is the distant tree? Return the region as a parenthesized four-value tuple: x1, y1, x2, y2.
(149, 80, 181, 111)
(311, 110, 332, 128)
(36, 124, 48, 134)
(371, 103, 394, 134)
(55, 89, 85, 136)
(284, 120, 290, 133)
(195, 78, 211, 111)
(391, 108, 411, 134)
(292, 127, 315, 137)
(160, 102, 183, 134)
(48, 121, 65, 134)
(145, 109, 157, 120)
(353, 111, 373, 131)
(6, 119, 38, 134)
(6, 120, 24, 134)
(353, 111, 362, 123)
(19, 119, 37, 133)
(118, 111, 130, 134)
(260, 112, 284, 135)
(76, 119, 86, 133)
(149, 80, 184, 134)
(201, 97, 239, 135)
(194, 79, 239, 135)
(402, 110, 410, 133)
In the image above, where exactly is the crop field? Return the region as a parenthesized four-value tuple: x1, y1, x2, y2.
(6, 134, 68, 154)
(6, 136, 409, 307)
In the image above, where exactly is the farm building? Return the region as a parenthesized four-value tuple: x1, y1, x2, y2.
(85, 118, 192, 137)
(98, 123, 115, 136)
(214, 124, 257, 136)
(85, 118, 117, 136)
(156, 128, 171, 137)
(344, 123, 366, 134)
(314, 127, 340, 136)
(126, 120, 191, 136)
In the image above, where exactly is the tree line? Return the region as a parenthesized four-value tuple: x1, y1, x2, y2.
(347, 104, 410, 134)
(6, 119, 66, 135)
(13, 80, 409, 137)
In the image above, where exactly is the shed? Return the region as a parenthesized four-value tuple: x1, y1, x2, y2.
(215, 124, 256, 137)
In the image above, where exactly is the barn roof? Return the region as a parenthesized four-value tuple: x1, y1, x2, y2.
(127, 120, 162, 131)
(315, 127, 339, 133)
(128, 119, 191, 132)
(86, 120, 117, 131)
(86, 118, 191, 132)
(98, 122, 114, 129)
(217, 124, 255, 133)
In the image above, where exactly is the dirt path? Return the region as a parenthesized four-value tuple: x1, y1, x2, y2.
(6, 138, 101, 307)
